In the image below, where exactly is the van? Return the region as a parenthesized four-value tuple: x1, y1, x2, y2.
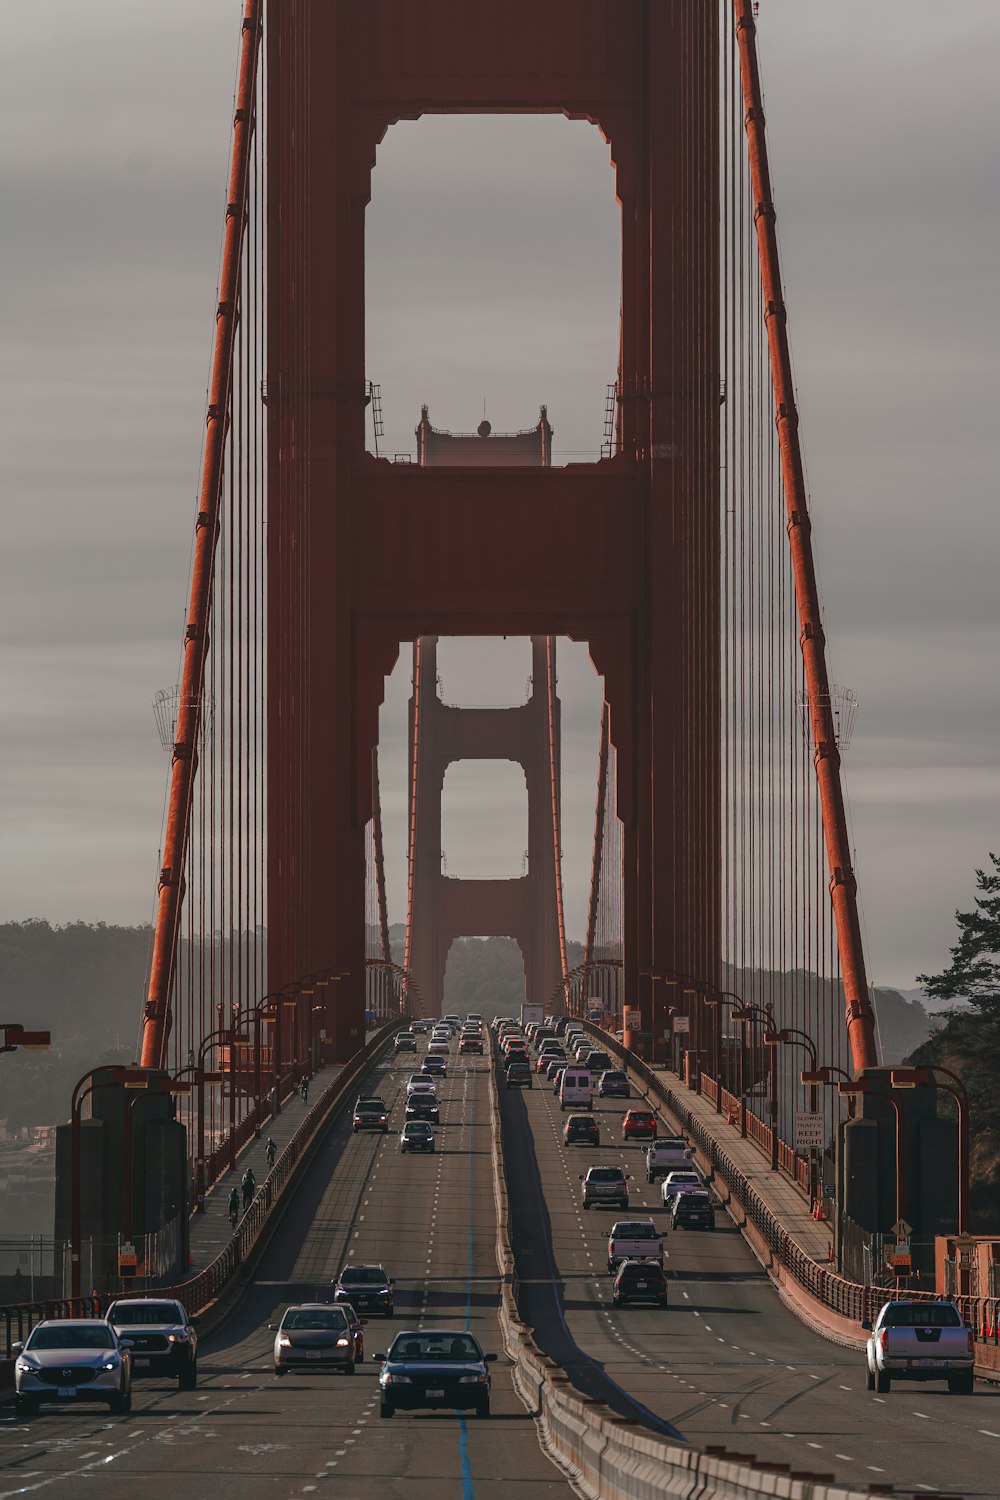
(559, 1067, 592, 1111)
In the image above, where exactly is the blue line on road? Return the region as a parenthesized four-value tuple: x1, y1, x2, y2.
(457, 1415, 476, 1500)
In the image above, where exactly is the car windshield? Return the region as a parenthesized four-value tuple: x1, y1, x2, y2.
(588, 1168, 624, 1182)
(602, 1073, 626, 1083)
(283, 1308, 348, 1330)
(110, 1303, 182, 1325)
(389, 1333, 481, 1362)
(405, 1123, 431, 1133)
(341, 1267, 388, 1285)
(621, 1265, 662, 1280)
(568, 1116, 596, 1125)
(678, 1192, 710, 1206)
(614, 1223, 656, 1238)
(668, 1174, 700, 1186)
(630, 1112, 655, 1121)
(27, 1325, 114, 1350)
(881, 1303, 961, 1328)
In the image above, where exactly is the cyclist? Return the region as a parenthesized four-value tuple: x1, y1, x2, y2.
(241, 1167, 256, 1211)
(266, 1137, 277, 1170)
(300, 1077, 309, 1104)
(227, 1187, 240, 1227)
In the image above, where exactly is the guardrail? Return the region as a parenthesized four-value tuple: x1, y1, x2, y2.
(487, 1037, 897, 1500)
(584, 1023, 1000, 1362)
(0, 1018, 405, 1367)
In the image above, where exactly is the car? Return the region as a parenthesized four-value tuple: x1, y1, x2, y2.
(353, 1096, 389, 1132)
(339, 1300, 368, 1362)
(551, 1067, 566, 1092)
(443, 1014, 462, 1030)
(271, 1303, 356, 1376)
(459, 1035, 483, 1055)
(400, 1120, 435, 1152)
(13, 1319, 133, 1416)
(427, 1040, 450, 1059)
(563, 1113, 600, 1146)
(607, 1220, 663, 1271)
(612, 1259, 669, 1308)
(409, 1019, 429, 1035)
(559, 1066, 592, 1110)
(466, 1013, 483, 1025)
(505, 1060, 533, 1089)
(536, 1049, 565, 1073)
(422, 1054, 447, 1077)
(622, 1108, 657, 1141)
(660, 1170, 703, 1202)
(407, 1076, 437, 1095)
(106, 1298, 198, 1389)
(598, 1070, 630, 1098)
(645, 1137, 696, 1182)
(583, 1050, 613, 1073)
(394, 1032, 417, 1052)
(580, 1165, 630, 1210)
(376, 1328, 496, 1419)
(332, 1264, 395, 1317)
(668, 1189, 715, 1231)
(405, 1092, 440, 1124)
(545, 1057, 565, 1080)
(863, 1300, 975, 1394)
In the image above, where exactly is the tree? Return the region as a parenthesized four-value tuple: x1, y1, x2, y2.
(916, 852, 1000, 1014)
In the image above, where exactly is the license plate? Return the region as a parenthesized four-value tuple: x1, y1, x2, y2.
(135, 1358, 151, 1368)
(916, 1358, 943, 1367)
(306, 1350, 323, 1360)
(636, 1282, 647, 1289)
(426, 1387, 445, 1398)
(57, 1386, 77, 1398)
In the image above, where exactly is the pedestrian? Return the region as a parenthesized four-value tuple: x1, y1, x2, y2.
(300, 1076, 309, 1104)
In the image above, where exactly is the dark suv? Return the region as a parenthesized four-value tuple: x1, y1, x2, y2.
(353, 1097, 390, 1132)
(669, 1189, 716, 1231)
(563, 1114, 600, 1146)
(612, 1260, 669, 1308)
(106, 1298, 198, 1389)
(405, 1092, 440, 1124)
(505, 1059, 533, 1089)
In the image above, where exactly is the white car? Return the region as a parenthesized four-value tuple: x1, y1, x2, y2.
(407, 1078, 437, 1097)
(13, 1319, 134, 1417)
(863, 1299, 974, 1395)
(660, 1170, 703, 1202)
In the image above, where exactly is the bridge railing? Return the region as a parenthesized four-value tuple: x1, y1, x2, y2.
(0, 1019, 404, 1366)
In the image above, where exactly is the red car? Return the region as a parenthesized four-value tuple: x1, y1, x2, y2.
(622, 1108, 657, 1141)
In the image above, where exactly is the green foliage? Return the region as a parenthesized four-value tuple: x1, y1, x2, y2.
(916, 852, 1000, 1013)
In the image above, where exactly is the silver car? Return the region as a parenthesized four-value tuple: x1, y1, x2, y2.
(13, 1318, 133, 1417)
(270, 1303, 356, 1376)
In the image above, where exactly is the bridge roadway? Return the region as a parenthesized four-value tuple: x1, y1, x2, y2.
(0, 1050, 570, 1500)
(500, 1062, 999, 1499)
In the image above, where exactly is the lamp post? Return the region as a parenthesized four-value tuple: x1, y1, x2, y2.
(699, 990, 746, 1117)
(890, 1065, 970, 1237)
(731, 1001, 778, 1167)
(0, 1024, 51, 1055)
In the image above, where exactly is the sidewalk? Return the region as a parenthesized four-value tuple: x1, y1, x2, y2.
(637, 1063, 833, 1264)
(188, 1065, 343, 1271)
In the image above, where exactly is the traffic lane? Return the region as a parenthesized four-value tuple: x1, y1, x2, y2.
(299, 1054, 571, 1499)
(527, 1069, 1000, 1497)
(0, 1050, 569, 1499)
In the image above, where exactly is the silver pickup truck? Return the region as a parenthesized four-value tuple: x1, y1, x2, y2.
(607, 1219, 664, 1273)
(645, 1136, 695, 1183)
(863, 1299, 974, 1394)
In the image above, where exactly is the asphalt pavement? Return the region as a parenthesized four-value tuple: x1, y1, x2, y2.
(501, 1057, 997, 1498)
(0, 1044, 571, 1500)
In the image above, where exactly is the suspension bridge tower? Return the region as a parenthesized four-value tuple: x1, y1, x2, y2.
(404, 408, 566, 1014)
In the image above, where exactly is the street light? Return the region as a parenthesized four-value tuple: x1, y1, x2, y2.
(700, 990, 747, 1118)
(732, 1001, 778, 1168)
(890, 1065, 970, 1236)
(0, 1024, 51, 1054)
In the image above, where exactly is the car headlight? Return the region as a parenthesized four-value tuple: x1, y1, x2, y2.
(336, 1337, 350, 1347)
(458, 1374, 487, 1384)
(167, 1332, 190, 1342)
(278, 1335, 292, 1347)
(103, 1357, 121, 1370)
(381, 1372, 411, 1385)
(15, 1358, 38, 1373)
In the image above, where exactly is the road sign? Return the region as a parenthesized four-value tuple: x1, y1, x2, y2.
(624, 1008, 641, 1030)
(118, 1242, 138, 1278)
(892, 1218, 913, 1241)
(672, 1015, 690, 1034)
(794, 1111, 824, 1150)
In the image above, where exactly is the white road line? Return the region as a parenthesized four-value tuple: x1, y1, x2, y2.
(835, 1454, 853, 1462)
(978, 1429, 1000, 1438)
(913, 1411, 929, 1419)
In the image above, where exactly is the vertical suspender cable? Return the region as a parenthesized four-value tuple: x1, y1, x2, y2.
(141, 0, 262, 1069)
(733, 0, 877, 1072)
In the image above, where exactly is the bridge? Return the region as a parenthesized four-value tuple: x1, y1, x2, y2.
(0, 3, 988, 1498)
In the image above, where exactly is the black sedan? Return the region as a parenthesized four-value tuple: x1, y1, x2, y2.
(376, 1329, 496, 1418)
(332, 1264, 395, 1317)
(400, 1120, 435, 1152)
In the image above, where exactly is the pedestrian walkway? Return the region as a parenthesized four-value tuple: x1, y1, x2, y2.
(640, 1064, 833, 1264)
(188, 1066, 342, 1270)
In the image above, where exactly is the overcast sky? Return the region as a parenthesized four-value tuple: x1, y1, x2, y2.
(1, 2, 997, 991)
